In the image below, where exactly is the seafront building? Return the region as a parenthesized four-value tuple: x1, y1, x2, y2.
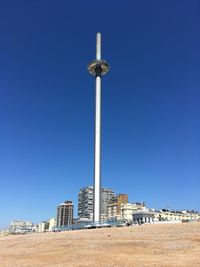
(9, 221, 33, 234)
(107, 194, 129, 220)
(116, 194, 128, 215)
(57, 201, 74, 227)
(37, 221, 49, 233)
(78, 186, 115, 220)
(121, 202, 144, 221)
(78, 186, 93, 219)
(48, 217, 57, 231)
(132, 208, 200, 224)
(132, 208, 155, 224)
(107, 203, 118, 219)
(155, 209, 200, 222)
(7, 202, 200, 233)
(101, 188, 115, 219)
(34, 217, 57, 233)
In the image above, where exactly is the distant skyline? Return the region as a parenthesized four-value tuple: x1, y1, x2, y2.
(0, 0, 200, 229)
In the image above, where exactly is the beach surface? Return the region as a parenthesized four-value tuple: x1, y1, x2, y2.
(0, 222, 200, 267)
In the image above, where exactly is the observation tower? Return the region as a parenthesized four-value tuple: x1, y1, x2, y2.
(88, 33, 110, 223)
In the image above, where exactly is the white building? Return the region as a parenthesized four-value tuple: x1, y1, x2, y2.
(107, 203, 119, 220)
(9, 221, 33, 234)
(37, 222, 46, 233)
(132, 209, 155, 224)
(48, 217, 56, 231)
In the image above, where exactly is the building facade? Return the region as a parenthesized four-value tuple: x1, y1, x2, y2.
(108, 194, 128, 220)
(37, 221, 49, 233)
(101, 188, 115, 219)
(132, 209, 155, 224)
(116, 194, 128, 215)
(48, 217, 57, 231)
(121, 202, 144, 221)
(107, 203, 118, 220)
(78, 186, 115, 220)
(57, 201, 74, 227)
(155, 209, 200, 222)
(9, 221, 33, 234)
(78, 186, 93, 219)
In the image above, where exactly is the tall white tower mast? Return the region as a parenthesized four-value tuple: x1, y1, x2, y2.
(88, 33, 110, 223)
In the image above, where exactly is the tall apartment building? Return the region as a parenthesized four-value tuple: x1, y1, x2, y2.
(78, 186, 93, 219)
(101, 187, 115, 219)
(78, 186, 115, 220)
(57, 201, 74, 227)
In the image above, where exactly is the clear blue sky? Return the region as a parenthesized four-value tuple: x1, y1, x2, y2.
(0, 0, 199, 229)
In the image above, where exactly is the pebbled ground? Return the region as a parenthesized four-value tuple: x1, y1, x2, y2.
(0, 222, 200, 267)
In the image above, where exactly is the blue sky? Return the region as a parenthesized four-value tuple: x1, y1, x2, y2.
(0, 0, 199, 229)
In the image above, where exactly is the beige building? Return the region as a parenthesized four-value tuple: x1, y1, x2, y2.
(36, 218, 57, 233)
(121, 202, 144, 221)
(37, 221, 49, 233)
(107, 194, 128, 220)
(116, 194, 128, 214)
(155, 210, 200, 222)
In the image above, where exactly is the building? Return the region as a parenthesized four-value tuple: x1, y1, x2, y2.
(9, 221, 33, 234)
(101, 188, 115, 220)
(78, 186, 115, 220)
(78, 186, 93, 219)
(132, 208, 155, 224)
(48, 217, 57, 231)
(108, 194, 128, 220)
(121, 202, 144, 221)
(57, 201, 74, 227)
(34, 218, 56, 233)
(116, 194, 128, 214)
(107, 203, 118, 220)
(37, 221, 49, 233)
(74, 217, 92, 226)
(155, 209, 200, 222)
